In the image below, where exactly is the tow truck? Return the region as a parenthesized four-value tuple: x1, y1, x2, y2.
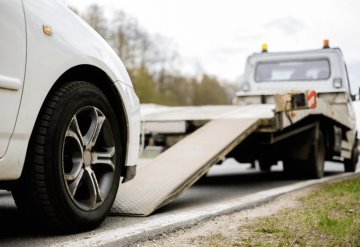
(112, 41, 359, 216)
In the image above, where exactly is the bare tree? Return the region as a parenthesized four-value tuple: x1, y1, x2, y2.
(83, 4, 108, 39)
(78, 6, 231, 106)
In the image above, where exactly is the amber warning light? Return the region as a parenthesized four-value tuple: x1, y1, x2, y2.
(261, 43, 268, 53)
(323, 39, 330, 49)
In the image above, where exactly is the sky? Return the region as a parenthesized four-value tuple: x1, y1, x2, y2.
(65, 0, 360, 91)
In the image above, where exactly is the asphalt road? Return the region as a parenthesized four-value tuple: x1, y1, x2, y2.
(0, 159, 350, 246)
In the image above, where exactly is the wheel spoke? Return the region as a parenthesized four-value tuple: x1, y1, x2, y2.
(67, 116, 84, 147)
(84, 167, 103, 208)
(92, 147, 115, 171)
(64, 159, 83, 181)
(84, 109, 105, 150)
(67, 168, 84, 197)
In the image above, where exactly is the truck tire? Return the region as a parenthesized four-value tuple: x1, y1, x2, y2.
(12, 81, 122, 232)
(283, 130, 325, 179)
(344, 144, 358, 172)
(305, 130, 325, 179)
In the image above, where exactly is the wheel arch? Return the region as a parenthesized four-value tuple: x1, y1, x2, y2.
(317, 115, 352, 159)
(40, 65, 128, 171)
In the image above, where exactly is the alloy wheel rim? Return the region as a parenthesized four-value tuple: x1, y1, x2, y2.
(62, 106, 116, 211)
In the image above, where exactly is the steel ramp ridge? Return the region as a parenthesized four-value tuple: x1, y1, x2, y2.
(111, 118, 260, 216)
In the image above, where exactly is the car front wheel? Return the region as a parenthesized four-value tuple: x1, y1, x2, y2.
(12, 81, 123, 232)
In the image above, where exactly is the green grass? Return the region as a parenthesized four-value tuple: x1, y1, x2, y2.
(206, 177, 360, 247)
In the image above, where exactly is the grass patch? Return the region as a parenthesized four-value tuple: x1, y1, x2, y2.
(206, 177, 360, 247)
(256, 227, 281, 234)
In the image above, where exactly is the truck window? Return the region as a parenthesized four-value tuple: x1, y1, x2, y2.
(255, 59, 330, 82)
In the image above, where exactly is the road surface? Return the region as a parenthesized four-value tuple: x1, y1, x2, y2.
(0, 159, 352, 246)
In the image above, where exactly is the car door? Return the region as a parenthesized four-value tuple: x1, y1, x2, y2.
(0, 0, 27, 157)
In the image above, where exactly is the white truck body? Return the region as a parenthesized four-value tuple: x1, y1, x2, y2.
(142, 47, 358, 158)
(235, 48, 356, 134)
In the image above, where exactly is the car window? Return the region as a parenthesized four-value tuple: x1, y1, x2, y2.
(255, 59, 330, 82)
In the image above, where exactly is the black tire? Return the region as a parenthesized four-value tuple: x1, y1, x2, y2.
(283, 130, 325, 179)
(305, 130, 325, 179)
(344, 144, 359, 172)
(12, 81, 123, 232)
(258, 160, 272, 172)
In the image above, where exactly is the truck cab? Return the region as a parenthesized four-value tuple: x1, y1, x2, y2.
(235, 42, 358, 104)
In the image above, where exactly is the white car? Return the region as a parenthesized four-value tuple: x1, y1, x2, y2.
(0, 0, 140, 232)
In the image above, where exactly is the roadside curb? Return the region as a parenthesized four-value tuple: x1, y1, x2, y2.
(53, 172, 360, 247)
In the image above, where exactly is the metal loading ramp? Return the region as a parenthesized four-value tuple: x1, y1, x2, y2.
(111, 118, 260, 216)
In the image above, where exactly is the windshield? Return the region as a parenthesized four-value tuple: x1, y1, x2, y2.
(255, 59, 330, 82)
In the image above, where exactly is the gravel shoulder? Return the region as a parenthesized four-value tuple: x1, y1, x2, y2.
(132, 187, 313, 247)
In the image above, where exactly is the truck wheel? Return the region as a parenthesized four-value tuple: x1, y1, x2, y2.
(344, 144, 358, 172)
(12, 81, 122, 232)
(258, 160, 272, 172)
(305, 130, 325, 179)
